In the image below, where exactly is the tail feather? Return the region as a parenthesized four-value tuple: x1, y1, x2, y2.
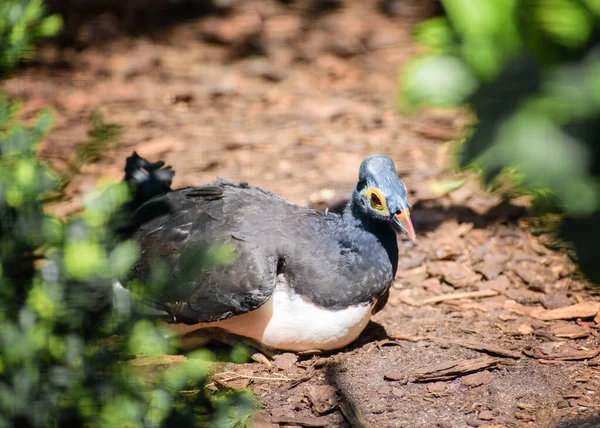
(123, 151, 174, 212)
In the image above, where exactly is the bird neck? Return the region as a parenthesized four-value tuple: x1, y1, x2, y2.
(340, 189, 399, 274)
(342, 189, 389, 235)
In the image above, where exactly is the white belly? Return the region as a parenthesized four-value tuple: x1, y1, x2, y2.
(173, 286, 375, 352)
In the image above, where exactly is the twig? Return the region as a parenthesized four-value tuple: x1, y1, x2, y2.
(446, 339, 521, 359)
(412, 356, 500, 382)
(224, 374, 291, 382)
(288, 365, 316, 389)
(419, 290, 499, 306)
(389, 334, 521, 359)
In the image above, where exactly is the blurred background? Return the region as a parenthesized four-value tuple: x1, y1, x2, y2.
(3, 0, 600, 426)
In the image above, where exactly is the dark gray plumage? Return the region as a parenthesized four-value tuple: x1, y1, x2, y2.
(123, 153, 414, 328)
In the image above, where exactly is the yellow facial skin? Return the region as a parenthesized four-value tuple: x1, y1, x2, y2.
(363, 187, 390, 216)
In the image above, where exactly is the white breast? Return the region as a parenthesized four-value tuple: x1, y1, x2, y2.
(172, 284, 375, 352)
(230, 288, 373, 351)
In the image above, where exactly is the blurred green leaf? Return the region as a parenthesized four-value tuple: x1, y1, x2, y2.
(488, 110, 598, 215)
(109, 241, 139, 279)
(582, 0, 600, 15)
(535, 0, 592, 48)
(129, 320, 172, 356)
(402, 55, 478, 110)
(0, 3, 255, 425)
(38, 14, 62, 37)
(210, 391, 256, 428)
(63, 240, 107, 280)
(429, 179, 465, 196)
(406, 0, 600, 283)
(413, 17, 455, 54)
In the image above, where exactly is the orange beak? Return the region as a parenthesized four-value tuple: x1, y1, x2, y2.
(394, 209, 416, 242)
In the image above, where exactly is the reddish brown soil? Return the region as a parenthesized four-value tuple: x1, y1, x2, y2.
(6, 1, 600, 426)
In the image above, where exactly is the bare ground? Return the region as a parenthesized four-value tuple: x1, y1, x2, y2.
(5, 1, 600, 426)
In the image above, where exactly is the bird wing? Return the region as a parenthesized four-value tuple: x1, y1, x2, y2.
(129, 180, 283, 323)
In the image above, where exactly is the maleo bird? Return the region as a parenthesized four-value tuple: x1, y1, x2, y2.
(117, 152, 416, 355)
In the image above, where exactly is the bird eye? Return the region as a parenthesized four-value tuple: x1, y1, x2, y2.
(370, 191, 384, 210)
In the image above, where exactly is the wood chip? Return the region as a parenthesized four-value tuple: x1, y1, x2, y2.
(517, 324, 534, 335)
(531, 302, 600, 321)
(476, 254, 507, 280)
(447, 339, 521, 359)
(419, 289, 499, 306)
(427, 261, 480, 288)
(427, 381, 448, 394)
(213, 368, 256, 391)
(505, 288, 545, 305)
(431, 237, 465, 261)
(396, 265, 427, 278)
(305, 385, 338, 415)
(384, 371, 407, 382)
(478, 410, 494, 420)
(453, 222, 475, 237)
(516, 402, 536, 411)
(524, 347, 600, 361)
(512, 261, 541, 284)
(482, 275, 510, 294)
(550, 324, 591, 339)
(515, 412, 536, 422)
(460, 370, 494, 387)
(412, 356, 499, 382)
(273, 353, 299, 369)
(393, 289, 421, 307)
(504, 299, 537, 316)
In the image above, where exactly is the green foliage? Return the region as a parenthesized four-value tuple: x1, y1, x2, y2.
(402, 0, 600, 283)
(0, 2, 256, 425)
(0, 93, 256, 427)
(0, 0, 62, 76)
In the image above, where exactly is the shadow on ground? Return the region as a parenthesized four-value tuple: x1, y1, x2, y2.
(554, 415, 600, 428)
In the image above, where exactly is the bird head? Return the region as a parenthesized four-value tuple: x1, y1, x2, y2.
(354, 155, 416, 242)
